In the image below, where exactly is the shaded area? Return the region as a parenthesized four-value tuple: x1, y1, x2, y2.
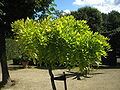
(92, 64, 120, 70)
(36, 66, 66, 70)
(0, 80, 16, 89)
(55, 71, 104, 81)
(97, 65, 120, 69)
(0, 81, 4, 89)
(8, 67, 24, 71)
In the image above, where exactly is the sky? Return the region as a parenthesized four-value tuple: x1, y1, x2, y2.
(54, 0, 120, 14)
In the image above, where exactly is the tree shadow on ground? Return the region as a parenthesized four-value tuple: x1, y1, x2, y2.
(55, 71, 103, 80)
(8, 64, 35, 71)
(8, 67, 24, 71)
(36, 66, 66, 70)
(0, 80, 16, 89)
(94, 64, 120, 69)
(0, 81, 4, 89)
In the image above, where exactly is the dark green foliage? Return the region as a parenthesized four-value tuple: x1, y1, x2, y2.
(102, 11, 120, 49)
(106, 10, 120, 31)
(101, 10, 120, 65)
(0, 1, 4, 21)
(0, 0, 55, 37)
(71, 6, 103, 33)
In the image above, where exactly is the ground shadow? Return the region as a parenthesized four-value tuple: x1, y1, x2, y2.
(8, 67, 24, 70)
(0, 81, 4, 89)
(35, 67, 49, 70)
(55, 71, 103, 80)
(94, 64, 120, 69)
(36, 66, 66, 70)
(89, 72, 104, 75)
(8, 64, 36, 70)
(0, 80, 16, 89)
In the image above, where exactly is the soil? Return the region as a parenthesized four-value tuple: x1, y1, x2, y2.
(0, 64, 120, 90)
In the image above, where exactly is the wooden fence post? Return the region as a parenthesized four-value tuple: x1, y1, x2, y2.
(63, 72, 67, 90)
(54, 72, 67, 90)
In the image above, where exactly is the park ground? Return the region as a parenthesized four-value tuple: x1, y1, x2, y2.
(0, 59, 120, 90)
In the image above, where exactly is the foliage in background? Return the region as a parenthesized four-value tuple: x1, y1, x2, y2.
(102, 10, 120, 51)
(5, 39, 21, 60)
(71, 6, 103, 33)
(5, 39, 32, 64)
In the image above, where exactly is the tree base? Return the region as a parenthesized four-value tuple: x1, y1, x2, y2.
(0, 80, 16, 89)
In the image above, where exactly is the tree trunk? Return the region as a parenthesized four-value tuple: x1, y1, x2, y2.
(0, 31, 11, 85)
(48, 68, 56, 90)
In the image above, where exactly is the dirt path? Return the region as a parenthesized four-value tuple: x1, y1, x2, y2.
(0, 67, 120, 90)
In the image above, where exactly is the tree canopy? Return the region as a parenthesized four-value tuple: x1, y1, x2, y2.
(12, 15, 110, 71)
(102, 10, 120, 49)
(71, 6, 103, 33)
(12, 15, 110, 89)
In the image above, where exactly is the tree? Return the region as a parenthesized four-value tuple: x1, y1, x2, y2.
(12, 16, 110, 90)
(101, 11, 120, 65)
(0, 0, 55, 86)
(106, 10, 120, 31)
(101, 13, 108, 32)
(0, 0, 11, 85)
(71, 6, 103, 33)
(53, 10, 64, 18)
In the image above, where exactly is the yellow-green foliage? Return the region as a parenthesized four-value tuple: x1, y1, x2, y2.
(11, 16, 110, 71)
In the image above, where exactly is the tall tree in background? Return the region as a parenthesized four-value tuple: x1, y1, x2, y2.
(71, 6, 103, 33)
(108, 11, 120, 65)
(102, 10, 120, 65)
(106, 10, 120, 50)
(106, 10, 120, 31)
(0, 0, 55, 85)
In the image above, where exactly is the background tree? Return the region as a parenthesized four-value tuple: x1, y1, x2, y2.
(71, 6, 103, 33)
(106, 10, 120, 31)
(0, 0, 11, 85)
(53, 10, 64, 18)
(101, 10, 120, 65)
(0, 0, 55, 86)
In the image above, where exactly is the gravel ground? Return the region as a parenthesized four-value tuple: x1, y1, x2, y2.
(0, 67, 120, 90)
(0, 59, 120, 90)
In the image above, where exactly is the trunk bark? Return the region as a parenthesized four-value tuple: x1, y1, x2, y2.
(48, 68, 56, 90)
(0, 31, 11, 85)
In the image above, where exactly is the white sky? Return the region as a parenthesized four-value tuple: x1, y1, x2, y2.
(73, 0, 120, 13)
